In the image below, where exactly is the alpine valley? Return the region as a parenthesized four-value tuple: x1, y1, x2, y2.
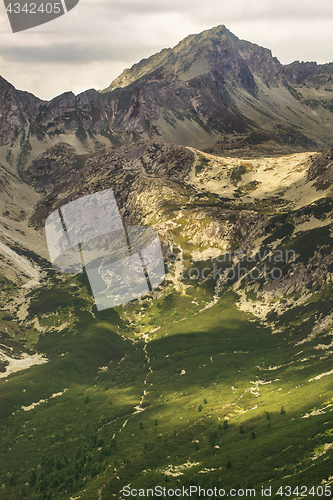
(0, 24, 333, 500)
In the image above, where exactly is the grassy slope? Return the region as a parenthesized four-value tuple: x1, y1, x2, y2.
(0, 274, 332, 500)
(1, 146, 333, 499)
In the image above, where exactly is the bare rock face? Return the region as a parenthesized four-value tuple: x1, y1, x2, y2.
(308, 148, 333, 187)
(38, 92, 77, 133)
(36, 89, 110, 135)
(0, 76, 30, 146)
(76, 89, 109, 133)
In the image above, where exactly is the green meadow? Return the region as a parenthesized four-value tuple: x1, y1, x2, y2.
(0, 270, 332, 500)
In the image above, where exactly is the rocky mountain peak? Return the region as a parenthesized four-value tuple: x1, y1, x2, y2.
(103, 24, 270, 93)
(1, 24, 333, 173)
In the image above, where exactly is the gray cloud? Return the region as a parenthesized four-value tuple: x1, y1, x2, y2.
(78, 0, 333, 22)
(0, 42, 159, 64)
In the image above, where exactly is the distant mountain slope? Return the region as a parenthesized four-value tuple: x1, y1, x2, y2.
(1, 25, 333, 176)
(102, 24, 333, 148)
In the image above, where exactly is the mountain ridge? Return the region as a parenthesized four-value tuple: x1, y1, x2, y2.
(1, 24, 333, 173)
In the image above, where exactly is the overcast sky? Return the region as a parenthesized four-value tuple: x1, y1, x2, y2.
(0, 0, 333, 100)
